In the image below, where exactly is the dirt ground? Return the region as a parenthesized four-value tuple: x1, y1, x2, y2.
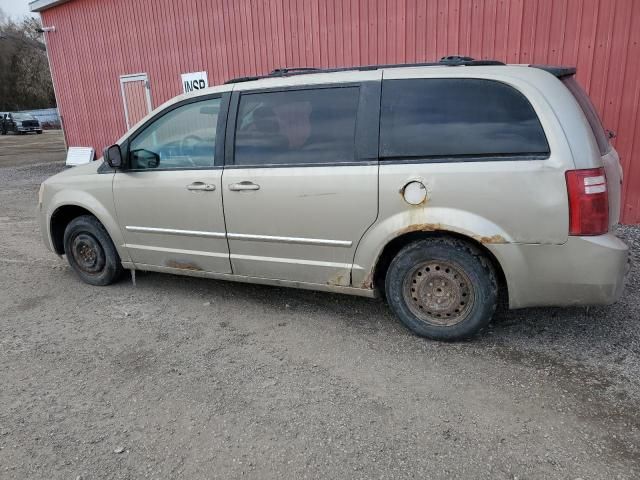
(0, 131, 639, 479)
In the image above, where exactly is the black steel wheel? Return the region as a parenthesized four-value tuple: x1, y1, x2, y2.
(63, 215, 123, 285)
(385, 237, 498, 341)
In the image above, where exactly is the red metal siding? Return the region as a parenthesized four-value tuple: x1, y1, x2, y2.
(41, 0, 640, 223)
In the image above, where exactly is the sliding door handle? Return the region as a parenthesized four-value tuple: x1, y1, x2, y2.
(229, 181, 260, 191)
(187, 182, 216, 191)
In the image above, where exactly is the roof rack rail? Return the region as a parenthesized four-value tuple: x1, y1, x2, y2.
(270, 67, 323, 76)
(224, 56, 506, 84)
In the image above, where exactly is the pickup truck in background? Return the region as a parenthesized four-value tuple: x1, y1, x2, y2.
(1, 112, 43, 135)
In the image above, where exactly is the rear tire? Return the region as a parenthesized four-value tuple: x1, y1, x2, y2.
(63, 215, 123, 286)
(385, 237, 498, 341)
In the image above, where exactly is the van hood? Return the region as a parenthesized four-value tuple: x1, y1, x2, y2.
(46, 159, 104, 182)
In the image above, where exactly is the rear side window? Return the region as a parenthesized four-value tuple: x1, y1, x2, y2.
(234, 87, 359, 166)
(380, 79, 550, 160)
(562, 76, 610, 156)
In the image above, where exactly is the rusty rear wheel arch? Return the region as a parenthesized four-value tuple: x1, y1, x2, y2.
(50, 205, 100, 255)
(372, 231, 508, 304)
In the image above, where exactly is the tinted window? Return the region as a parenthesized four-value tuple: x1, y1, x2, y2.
(562, 76, 610, 155)
(129, 98, 220, 170)
(234, 87, 359, 166)
(380, 79, 549, 159)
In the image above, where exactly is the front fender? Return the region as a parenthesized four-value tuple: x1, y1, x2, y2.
(44, 189, 131, 263)
(352, 206, 513, 288)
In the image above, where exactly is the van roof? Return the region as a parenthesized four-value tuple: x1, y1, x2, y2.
(225, 56, 504, 84)
(225, 56, 576, 85)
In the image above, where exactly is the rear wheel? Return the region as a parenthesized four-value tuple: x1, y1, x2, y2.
(385, 238, 497, 341)
(63, 215, 123, 286)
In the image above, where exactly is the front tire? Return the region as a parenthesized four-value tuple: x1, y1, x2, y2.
(63, 215, 123, 286)
(385, 238, 498, 341)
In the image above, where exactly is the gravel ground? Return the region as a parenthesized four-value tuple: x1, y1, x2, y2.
(0, 132, 639, 479)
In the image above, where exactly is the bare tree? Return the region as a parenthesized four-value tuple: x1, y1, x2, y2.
(0, 14, 55, 111)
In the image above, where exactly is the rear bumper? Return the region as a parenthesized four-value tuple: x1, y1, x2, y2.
(488, 233, 630, 309)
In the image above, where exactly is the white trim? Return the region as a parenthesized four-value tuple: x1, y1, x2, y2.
(125, 226, 225, 239)
(124, 226, 352, 247)
(29, 0, 72, 12)
(40, 27, 67, 150)
(226, 232, 353, 247)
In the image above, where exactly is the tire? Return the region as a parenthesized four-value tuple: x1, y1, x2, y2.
(36, 130, 43, 134)
(385, 237, 498, 341)
(63, 215, 123, 286)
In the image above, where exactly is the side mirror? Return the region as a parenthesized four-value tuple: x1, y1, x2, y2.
(103, 144, 123, 168)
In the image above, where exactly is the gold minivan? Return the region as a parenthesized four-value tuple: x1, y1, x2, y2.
(39, 58, 629, 340)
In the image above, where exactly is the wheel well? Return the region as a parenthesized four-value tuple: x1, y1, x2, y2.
(50, 205, 94, 255)
(372, 231, 508, 302)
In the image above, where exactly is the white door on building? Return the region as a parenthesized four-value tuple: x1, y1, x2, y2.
(120, 73, 152, 129)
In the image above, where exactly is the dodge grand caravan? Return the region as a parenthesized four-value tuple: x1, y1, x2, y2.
(38, 57, 629, 341)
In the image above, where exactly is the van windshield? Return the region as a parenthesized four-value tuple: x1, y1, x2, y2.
(562, 77, 610, 155)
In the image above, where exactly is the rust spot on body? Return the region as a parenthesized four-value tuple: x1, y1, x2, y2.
(397, 224, 507, 245)
(328, 270, 350, 287)
(361, 271, 374, 290)
(397, 223, 443, 235)
(166, 260, 203, 271)
(475, 234, 507, 244)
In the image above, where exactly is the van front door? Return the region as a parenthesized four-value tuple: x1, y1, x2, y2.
(113, 95, 232, 274)
(221, 79, 381, 286)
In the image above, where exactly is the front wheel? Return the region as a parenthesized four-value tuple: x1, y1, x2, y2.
(63, 215, 123, 286)
(385, 238, 498, 341)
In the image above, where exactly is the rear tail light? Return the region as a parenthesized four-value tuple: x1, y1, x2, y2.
(565, 167, 609, 236)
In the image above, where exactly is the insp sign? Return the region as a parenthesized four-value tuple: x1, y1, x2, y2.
(181, 71, 209, 93)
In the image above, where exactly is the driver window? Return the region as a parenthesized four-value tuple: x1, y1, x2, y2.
(129, 97, 221, 170)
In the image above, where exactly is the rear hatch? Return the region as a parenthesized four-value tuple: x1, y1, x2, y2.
(561, 76, 622, 227)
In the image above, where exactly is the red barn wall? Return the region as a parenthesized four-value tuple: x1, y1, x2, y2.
(41, 0, 640, 223)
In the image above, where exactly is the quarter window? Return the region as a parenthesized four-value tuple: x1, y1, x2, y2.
(128, 98, 221, 170)
(234, 87, 360, 166)
(380, 79, 549, 159)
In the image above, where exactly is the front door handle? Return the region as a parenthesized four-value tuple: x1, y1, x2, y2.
(187, 182, 216, 191)
(229, 181, 260, 191)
